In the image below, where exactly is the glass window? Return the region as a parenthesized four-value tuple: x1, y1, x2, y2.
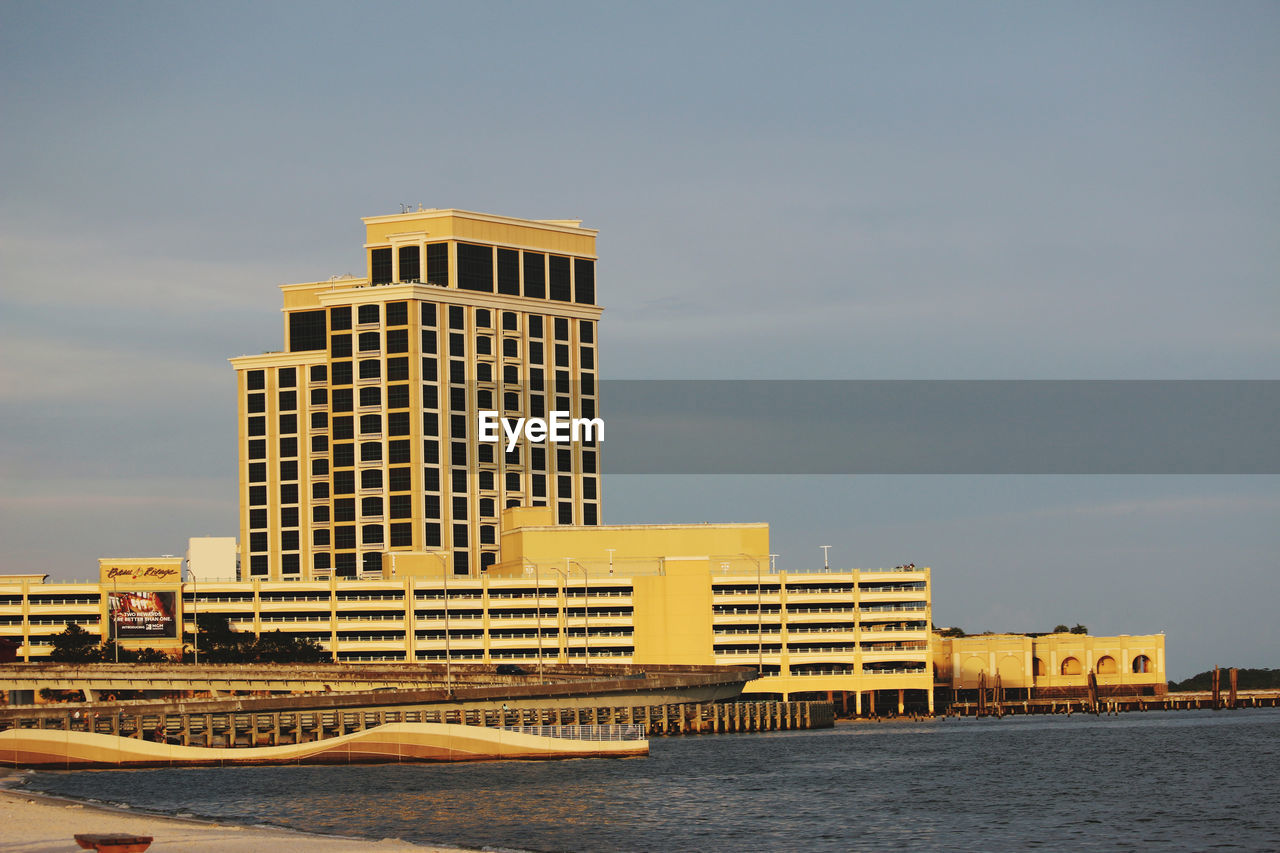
(358, 331, 380, 352)
(370, 247, 392, 284)
(386, 328, 408, 353)
(333, 443, 355, 467)
(497, 248, 519, 295)
(457, 243, 494, 292)
(398, 246, 420, 282)
(359, 386, 381, 408)
(335, 498, 356, 522)
(359, 359, 381, 380)
(333, 415, 354, 440)
(288, 311, 326, 352)
(387, 357, 409, 381)
(574, 258, 595, 304)
(331, 334, 352, 359)
(332, 388, 353, 412)
(247, 370, 265, 391)
(426, 243, 449, 287)
(361, 468, 382, 490)
(310, 364, 327, 383)
(360, 413, 382, 435)
(250, 508, 267, 529)
(360, 442, 382, 463)
(523, 252, 545, 299)
(331, 361, 353, 385)
(389, 467, 411, 491)
(389, 440, 410, 464)
(421, 302, 437, 327)
(247, 394, 265, 414)
(330, 306, 352, 331)
(549, 256, 571, 302)
(388, 411, 410, 435)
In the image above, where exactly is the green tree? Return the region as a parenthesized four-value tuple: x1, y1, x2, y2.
(50, 622, 102, 662)
(1052, 624, 1070, 633)
(937, 626, 966, 638)
(1070, 624, 1089, 635)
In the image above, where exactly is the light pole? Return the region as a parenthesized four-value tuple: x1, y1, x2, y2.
(605, 548, 616, 576)
(111, 580, 118, 664)
(525, 562, 545, 681)
(443, 559, 452, 695)
(820, 545, 832, 572)
(568, 559, 590, 662)
(191, 574, 199, 664)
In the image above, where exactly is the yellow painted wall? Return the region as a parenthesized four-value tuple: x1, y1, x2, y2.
(935, 633, 1166, 690)
(631, 558, 716, 665)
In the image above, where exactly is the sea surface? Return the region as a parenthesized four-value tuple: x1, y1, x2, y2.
(18, 708, 1280, 852)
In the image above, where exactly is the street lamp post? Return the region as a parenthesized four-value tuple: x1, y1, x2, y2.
(443, 561, 452, 695)
(820, 545, 832, 571)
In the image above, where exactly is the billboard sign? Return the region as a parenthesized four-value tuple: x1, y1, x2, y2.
(109, 590, 177, 639)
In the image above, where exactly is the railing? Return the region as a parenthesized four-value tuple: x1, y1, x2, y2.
(501, 724, 646, 742)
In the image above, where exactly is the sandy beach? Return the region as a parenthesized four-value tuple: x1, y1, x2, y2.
(0, 777, 465, 853)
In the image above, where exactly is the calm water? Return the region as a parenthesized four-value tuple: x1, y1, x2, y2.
(19, 708, 1280, 852)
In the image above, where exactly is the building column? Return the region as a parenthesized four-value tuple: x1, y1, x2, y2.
(898, 688, 904, 715)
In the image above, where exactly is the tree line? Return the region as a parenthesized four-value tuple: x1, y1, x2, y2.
(48, 617, 328, 664)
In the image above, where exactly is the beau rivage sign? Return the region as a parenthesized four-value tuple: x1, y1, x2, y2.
(98, 558, 183, 585)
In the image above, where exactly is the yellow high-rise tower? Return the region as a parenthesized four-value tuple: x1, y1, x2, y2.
(230, 209, 603, 581)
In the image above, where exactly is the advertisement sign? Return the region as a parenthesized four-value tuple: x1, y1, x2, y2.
(99, 560, 182, 584)
(109, 590, 177, 639)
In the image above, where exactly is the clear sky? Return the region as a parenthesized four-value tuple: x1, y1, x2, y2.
(1, 1, 1276, 678)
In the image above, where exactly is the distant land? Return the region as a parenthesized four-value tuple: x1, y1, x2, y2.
(1169, 668, 1280, 692)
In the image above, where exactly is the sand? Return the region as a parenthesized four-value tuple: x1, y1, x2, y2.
(0, 777, 465, 853)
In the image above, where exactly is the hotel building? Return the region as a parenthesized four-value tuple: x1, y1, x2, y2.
(229, 209, 603, 581)
(6, 206, 1165, 715)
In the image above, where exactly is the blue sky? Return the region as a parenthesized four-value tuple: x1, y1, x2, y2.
(1, 1, 1276, 677)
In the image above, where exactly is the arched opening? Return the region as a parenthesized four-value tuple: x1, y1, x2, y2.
(1033, 657, 1046, 676)
(1060, 656, 1082, 676)
(1132, 654, 1152, 674)
(1096, 655, 1118, 675)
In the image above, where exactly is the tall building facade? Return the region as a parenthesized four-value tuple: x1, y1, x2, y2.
(230, 210, 603, 581)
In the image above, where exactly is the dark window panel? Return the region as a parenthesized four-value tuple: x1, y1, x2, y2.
(313, 552, 331, 570)
(362, 496, 383, 517)
(250, 532, 268, 552)
(331, 334, 352, 359)
(452, 496, 468, 519)
(311, 388, 328, 407)
(549, 255, 571, 302)
(457, 243, 494, 292)
(279, 367, 296, 388)
(389, 467, 411, 492)
(361, 468, 382, 490)
(280, 460, 298, 481)
(358, 331, 380, 352)
(360, 413, 381, 435)
(247, 394, 265, 414)
(312, 481, 330, 500)
(496, 248, 520, 296)
(314, 528, 330, 547)
(386, 328, 408, 353)
(334, 443, 355, 467)
(558, 502, 573, 524)
(422, 330, 437, 352)
(574, 258, 595, 304)
(335, 498, 356, 522)
(248, 416, 266, 437)
(279, 437, 297, 457)
(529, 316, 543, 338)
(523, 252, 545, 299)
(390, 494, 411, 518)
(388, 411, 410, 435)
(288, 310, 327, 352)
(247, 370, 265, 391)
(388, 440, 410, 464)
(421, 302, 437, 327)
(449, 305, 465, 329)
(250, 508, 267, 529)
(584, 504, 598, 525)
(359, 386, 381, 408)
(281, 530, 299, 551)
(359, 359, 381, 380)
(249, 486, 267, 506)
(580, 347, 594, 369)
(334, 471, 355, 495)
(390, 522, 412, 547)
(398, 246, 420, 282)
(387, 357, 409, 381)
(360, 442, 382, 463)
(370, 247, 393, 284)
(308, 436, 326, 454)
(330, 306, 352, 331)
(279, 413, 297, 434)
(280, 483, 299, 504)
(425, 522, 442, 547)
(313, 505, 330, 523)
(426, 243, 449, 287)
(331, 361, 353, 385)
(333, 416, 354, 440)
